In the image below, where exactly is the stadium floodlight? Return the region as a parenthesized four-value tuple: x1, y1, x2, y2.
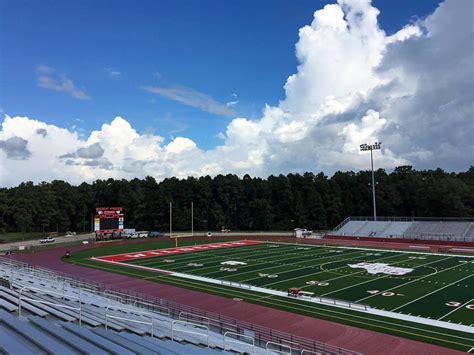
(360, 142, 382, 221)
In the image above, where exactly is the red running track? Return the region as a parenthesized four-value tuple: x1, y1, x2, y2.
(10, 241, 465, 355)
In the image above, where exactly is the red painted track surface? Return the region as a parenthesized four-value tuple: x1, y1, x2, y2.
(10, 238, 466, 355)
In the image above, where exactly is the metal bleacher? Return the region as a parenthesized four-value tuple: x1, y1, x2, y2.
(332, 217, 474, 242)
(0, 257, 358, 355)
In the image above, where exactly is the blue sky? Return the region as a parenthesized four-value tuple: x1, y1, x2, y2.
(2, 0, 471, 187)
(2, 0, 441, 149)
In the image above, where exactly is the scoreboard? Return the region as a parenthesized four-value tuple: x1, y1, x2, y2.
(94, 207, 124, 233)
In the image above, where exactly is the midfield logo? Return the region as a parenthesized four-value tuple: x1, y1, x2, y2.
(221, 261, 247, 266)
(348, 262, 414, 276)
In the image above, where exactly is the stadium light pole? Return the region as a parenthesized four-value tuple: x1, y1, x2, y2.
(360, 142, 382, 221)
(191, 201, 194, 236)
(169, 201, 172, 239)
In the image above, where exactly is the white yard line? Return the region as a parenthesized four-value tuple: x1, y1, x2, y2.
(357, 258, 470, 303)
(141, 243, 329, 271)
(137, 243, 293, 267)
(91, 252, 474, 338)
(220, 249, 366, 281)
(175, 246, 341, 277)
(438, 298, 474, 321)
(319, 255, 453, 297)
(263, 240, 474, 258)
(259, 251, 403, 287)
(391, 274, 474, 312)
(169, 270, 474, 335)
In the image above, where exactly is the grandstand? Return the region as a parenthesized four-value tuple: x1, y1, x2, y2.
(0, 256, 356, 355)
(331, 217, 474, 242)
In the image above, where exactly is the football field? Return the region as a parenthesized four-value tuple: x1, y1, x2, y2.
(73, 240, 474, 351)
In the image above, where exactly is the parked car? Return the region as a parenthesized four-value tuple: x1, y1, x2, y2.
(39, 237, 55, 243)
(148, 231, 162, 238)
(129, 231, 148, 239)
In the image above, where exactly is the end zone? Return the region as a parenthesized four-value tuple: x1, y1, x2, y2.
(92, 240, 264, 263)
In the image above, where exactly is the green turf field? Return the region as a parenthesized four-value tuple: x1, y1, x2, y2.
(67, 239, 474, 352)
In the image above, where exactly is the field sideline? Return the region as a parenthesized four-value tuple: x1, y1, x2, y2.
(67, 239, 474, 352)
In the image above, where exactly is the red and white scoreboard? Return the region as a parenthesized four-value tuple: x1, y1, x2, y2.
(94, 207, 124, 233)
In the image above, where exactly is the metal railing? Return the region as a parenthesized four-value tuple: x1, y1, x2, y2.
(266, 339, 301, 354)
(171, 320, 209, 347)
(105, 305, 155, 337)
(318, 297, 368, 311)
(347, 216, 474, 222)
(19, 285, 82, 326)
(224, 331, 255, 354)
(0, 256, 361, 355)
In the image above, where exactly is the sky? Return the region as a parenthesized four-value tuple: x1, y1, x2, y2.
(0, 0, 473, 187)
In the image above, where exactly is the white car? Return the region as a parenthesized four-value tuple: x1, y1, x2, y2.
(39, 237, 55, 243)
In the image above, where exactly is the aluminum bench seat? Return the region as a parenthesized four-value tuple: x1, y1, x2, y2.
(0, 286, 76, 322)
(119, 331, 225, 355)
(91, 327, 157, 354)
(0, 323, 46, 354)
(30, 293, 102, 327)
(114, 332, 179, 355)
(0, 289, 48, 317)
(0, 310, 76, 355)
(60, 321, 136, 355)
(29, 316, 110, 355)
(0, 297, 18, 312)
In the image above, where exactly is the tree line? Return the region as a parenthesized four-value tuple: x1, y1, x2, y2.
(0, 165, 473, 235)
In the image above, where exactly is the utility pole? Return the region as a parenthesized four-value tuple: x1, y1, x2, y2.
(360, 142, 382, 221)
(169, 202, 172, 238)
(191, 201, 194, 236)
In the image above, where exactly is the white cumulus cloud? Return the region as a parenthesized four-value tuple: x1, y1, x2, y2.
(1, 0, 472, 186)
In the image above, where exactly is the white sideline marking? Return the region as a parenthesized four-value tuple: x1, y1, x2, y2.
(438, 298, 474, 321)
(168, 270, 474, 335)
(93, 255, 474, 336)
(391, 274, 474, 312)
(263, 240, 474, 258)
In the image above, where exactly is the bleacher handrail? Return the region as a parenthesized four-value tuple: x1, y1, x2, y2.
(18, 285, 82, 326)
(266, 339, 300, 354)
(105, 305, 155, 337)
(223, 331, 255, 354)
(333, 217, 351, 231)
(132, 300, 170, 320)
(171, 319, 209, 347)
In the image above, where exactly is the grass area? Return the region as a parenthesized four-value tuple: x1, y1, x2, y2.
(66, 239, 474, 352)
(0, 232, 46, 243)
